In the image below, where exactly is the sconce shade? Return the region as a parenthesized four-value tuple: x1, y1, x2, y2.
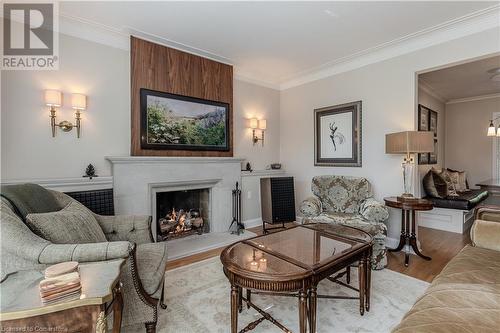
(44, 90, 62, 107)
(258, 119, 267, 130)
(249, 118, 258, 129)
(71, 93, 86, 110)
(385, 131, 434, 154)
(487, 120, 496, 136)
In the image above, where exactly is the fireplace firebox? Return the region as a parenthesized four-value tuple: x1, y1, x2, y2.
(156, 188, 210, 241)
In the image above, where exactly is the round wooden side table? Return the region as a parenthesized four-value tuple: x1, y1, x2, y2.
(384, 197, 433, 267)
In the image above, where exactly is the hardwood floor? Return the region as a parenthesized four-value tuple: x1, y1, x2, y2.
(387, 226, 470, 282)
(167, 223, 471, 284)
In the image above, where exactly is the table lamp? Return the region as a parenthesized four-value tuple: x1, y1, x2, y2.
(385, 131, 434, 200)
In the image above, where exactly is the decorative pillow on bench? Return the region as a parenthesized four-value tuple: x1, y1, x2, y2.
(423, 170, 448, 198)
(26, 200, 107, 244)
(446, 168, 469, 192)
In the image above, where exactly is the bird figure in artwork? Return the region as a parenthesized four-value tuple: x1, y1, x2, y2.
(329, 122, 345, 151)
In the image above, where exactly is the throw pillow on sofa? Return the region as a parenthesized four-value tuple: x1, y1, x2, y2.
(26, 200, 107, 244)
(423, 170, 448, 198)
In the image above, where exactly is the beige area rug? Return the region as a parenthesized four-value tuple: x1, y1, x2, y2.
(126, 257, 428, 333)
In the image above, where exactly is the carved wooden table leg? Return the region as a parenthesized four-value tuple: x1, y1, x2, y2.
(246, 289, 252, 309)
(410, 210, 432, 261)
(238, 287, 243, 313)
(358, 258, 366, 316)
(298, 289, 308, 333)
(231, 285, 239, 333)
(365, 251, 372, 312)
(309, 286, 317, 333)
(112, 282, 123, 333)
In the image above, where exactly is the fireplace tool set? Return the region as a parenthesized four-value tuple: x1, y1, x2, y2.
(229, 182, 245, 235)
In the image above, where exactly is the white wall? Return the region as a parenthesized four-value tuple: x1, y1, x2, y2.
(1, 34, 130, 180)
(445, 97, 500, 187)
(279, 28, 500, 239)
(233, 79, 280, 170)
(417, 86, 446, 195)
(1, 33, 281, 181)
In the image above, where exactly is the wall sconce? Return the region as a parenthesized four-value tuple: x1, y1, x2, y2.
(44, 90, 86, 138)
(250, 118, 267, 146)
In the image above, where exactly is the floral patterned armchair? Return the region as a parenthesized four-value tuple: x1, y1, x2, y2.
(299, 175, 389, 270)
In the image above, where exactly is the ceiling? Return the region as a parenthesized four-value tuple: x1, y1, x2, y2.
(59, 1, 499, 88)
(420, 55, 500, 101)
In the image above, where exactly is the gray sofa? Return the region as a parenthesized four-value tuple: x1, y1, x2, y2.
(299, 175, 389, 269)
(0, 189, 167, 332)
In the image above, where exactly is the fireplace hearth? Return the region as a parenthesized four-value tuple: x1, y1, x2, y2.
(156, 188, 210, 241)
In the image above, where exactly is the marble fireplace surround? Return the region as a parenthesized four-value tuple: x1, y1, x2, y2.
(106, 156, 252, 258)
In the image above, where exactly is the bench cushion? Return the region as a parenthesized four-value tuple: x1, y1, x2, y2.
(425, 190, 488, 210)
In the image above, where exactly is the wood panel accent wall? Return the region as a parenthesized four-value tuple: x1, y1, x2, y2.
(130, 36, 233, 156)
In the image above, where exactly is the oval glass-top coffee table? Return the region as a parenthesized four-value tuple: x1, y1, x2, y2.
(220, 223, 373, 333)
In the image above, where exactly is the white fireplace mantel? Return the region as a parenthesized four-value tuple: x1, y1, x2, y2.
(107, 155, 243, 234)
(106, 156, 245, 164)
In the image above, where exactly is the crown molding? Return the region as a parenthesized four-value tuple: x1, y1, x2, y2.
(59, 5, 500, 92)
(279, 5, 500, 90)
(59, 14, 129, 50)
(234, 73, 281, 90)
(418, 79, 447, 103)
(126, 27, 233, 65)
(446, 92, 500, 105)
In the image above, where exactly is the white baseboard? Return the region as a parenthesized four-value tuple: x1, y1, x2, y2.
(385, 237, 400, 249)
(243, 218, 262, 229)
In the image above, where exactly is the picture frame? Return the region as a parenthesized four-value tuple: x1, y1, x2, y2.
(140, 88, 230, 151)
(314, 101, 362, 167)
(418, 104, 430, 165)
(429, 139, 438, 164)
(429, 110, 438, 137)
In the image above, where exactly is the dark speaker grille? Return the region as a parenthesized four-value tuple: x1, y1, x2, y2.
(66, 188, 114, 216)
(270, 177, 296, 223)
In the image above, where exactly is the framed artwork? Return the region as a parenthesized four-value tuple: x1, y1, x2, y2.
(314, 101, 362, 167)
(418, 104, 436, 165)
(418, 105, 429, 132)
(429, 139, 438, 164)
(429, 110, 438, 137)
(140, 88, 230, 151)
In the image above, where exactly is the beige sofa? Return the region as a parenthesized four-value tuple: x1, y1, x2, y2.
(392, 206, 500, 333)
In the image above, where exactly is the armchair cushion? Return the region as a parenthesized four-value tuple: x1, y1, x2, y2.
(360, 198, 389, 222)
(311, 176, 372, 213)
(136, 242, 168, 295)
(299, 196, 322, 217)
(471, 219, 500, 252)
(26, 200, 107, 244)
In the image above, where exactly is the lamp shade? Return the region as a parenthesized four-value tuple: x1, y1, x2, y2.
(385, 131, 434, 154)
(71, 93, 86, 110)
(44, 90, 62, 107)
(249, 118, 258, 129)
(258, 119, 267, 130)
(487, 120, 496, 136)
